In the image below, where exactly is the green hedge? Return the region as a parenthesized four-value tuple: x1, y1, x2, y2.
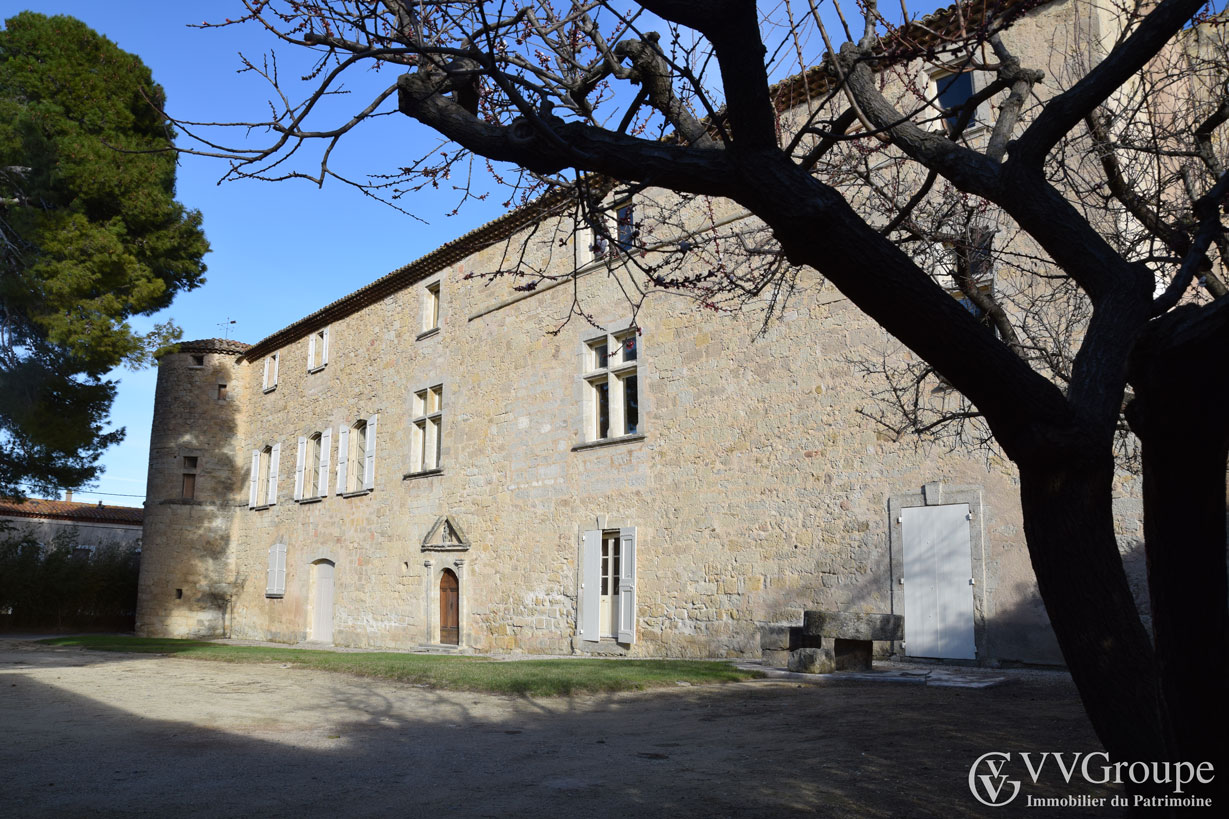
(0, 528, 139, 630)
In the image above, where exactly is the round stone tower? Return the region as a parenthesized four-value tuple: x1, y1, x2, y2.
(136, 338, 249, 638)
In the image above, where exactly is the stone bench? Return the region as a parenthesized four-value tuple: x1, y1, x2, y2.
(761, 611, 903, 674)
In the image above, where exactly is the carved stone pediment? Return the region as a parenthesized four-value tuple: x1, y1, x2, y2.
(422, 515, 470, 552)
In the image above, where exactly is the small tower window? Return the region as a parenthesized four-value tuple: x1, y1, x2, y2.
(181, 455, 199, 500)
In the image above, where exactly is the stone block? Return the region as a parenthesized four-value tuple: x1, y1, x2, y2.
(798, 627, 825, 649)
(802, 611, 904, 641)
(759, 624, 791, 650)
(761, 649, 790, 668)
(787, 647, 835, 674)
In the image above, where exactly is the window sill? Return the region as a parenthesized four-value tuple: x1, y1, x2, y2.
(159, 498, 203, 506)
(295, 495, 324, 505)
(340, 489, 372, 498)
(262, 386, 277, 394)
(403, 467, 443, 481)
(265, 593, 284, 599)
(572, 432, 646, 452)
(307, 365, 327, 374)
(250, 504, 273, 511)
(416, 327, 440, 341)
(931, 123, 991, 139)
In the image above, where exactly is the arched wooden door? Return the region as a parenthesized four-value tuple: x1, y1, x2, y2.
(440, 569, 459, 645)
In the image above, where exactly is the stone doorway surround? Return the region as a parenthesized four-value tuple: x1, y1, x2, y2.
(421, 515, 471, 648)
(422, 557, 468, 647)
(886, 482, 989, 663)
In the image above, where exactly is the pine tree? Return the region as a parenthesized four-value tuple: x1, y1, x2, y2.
(0, 12, 208, 497)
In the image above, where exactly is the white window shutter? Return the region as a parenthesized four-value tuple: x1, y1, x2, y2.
(363, 414, 378, 490)
(618, 527, 637, 643)
(580, 530, 601, 642)
(318, 427, 332, 498)
(248, 450, 260, 508)
(267, 443, 281, 505)
(266, 543, 287, 596)
(275, 544, 287, 595)
(266, 545, 278, 594)
(321, 327, 330, 365)
(336, 425, 349, 494)
(293, 436, 307, 501)
(262, 358, 270, 390)
(307, 333, 316, 370)
(272, 352, 279, 386)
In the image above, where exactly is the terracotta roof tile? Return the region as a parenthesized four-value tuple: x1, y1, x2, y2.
(162, 338, 252, 358)
(0, 498, 144, 525)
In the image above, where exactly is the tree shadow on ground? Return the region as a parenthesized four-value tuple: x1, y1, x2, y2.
(0, 646, 1123, 818)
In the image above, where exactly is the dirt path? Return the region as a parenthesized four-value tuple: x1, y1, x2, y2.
(0, 639, 1120, 817)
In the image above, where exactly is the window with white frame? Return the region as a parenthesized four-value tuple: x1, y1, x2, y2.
(576, 219, 602, 266)
(423, 281, 441, 333)
(265, 543, 287, 597)
(583, 330, 641, 441)
(411, 385, 443, 472)
(294, 429, 332, 501)
(929, 69, 984, 134)
(946, 225, 998, 335)
(248, 443, 280, 508)
(336, 415, 377, 495)
(307, 326, 330, 371)
(614, 201, 638, 252)
(262, 352, 279, 391)
(579, 527, 637, 644)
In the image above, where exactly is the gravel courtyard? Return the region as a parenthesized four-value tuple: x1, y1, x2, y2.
(0, 638, 1119, 817)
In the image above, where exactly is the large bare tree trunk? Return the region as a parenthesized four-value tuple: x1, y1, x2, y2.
(1018, 456, 1173, 775)
(1128, 301, 1229, 801)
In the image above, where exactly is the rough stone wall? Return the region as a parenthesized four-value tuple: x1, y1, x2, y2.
(136, 349, 245, 638)
(0, 517, 143, 550)
(197, 218, 1066, 660)
(139, 0, 1156, 663)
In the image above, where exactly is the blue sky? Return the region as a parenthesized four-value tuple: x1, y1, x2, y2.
(5, 0, 944, 507)
(4, 1, 511, 505)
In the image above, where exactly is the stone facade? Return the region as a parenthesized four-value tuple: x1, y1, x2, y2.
(137, 0, 1158, 664)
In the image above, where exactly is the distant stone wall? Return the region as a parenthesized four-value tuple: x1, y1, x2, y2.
(0, 517, 142, 550)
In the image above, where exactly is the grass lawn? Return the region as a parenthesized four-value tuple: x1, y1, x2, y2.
(39, 635, 762, 696)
